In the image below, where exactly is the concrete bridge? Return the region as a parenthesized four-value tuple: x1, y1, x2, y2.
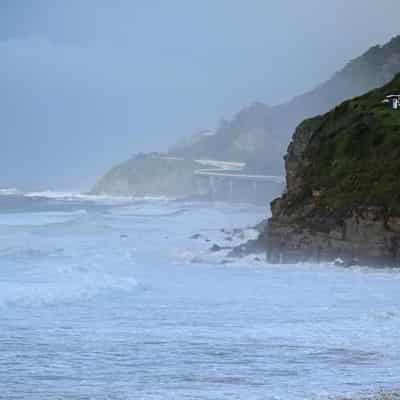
(161, 157, 285, 202)
(192, 159, 285, 203)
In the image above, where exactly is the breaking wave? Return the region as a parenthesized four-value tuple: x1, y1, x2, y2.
(0, 209, 87, 226)
(0, 262, 139, 308)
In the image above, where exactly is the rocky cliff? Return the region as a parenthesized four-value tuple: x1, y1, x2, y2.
(267, 74, 400, 267)
(171, 35, 400, 175)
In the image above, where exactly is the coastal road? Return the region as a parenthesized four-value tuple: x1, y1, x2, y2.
(162, 156, 285, 185)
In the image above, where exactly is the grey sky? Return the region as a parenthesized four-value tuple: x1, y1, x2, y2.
(2, 0, 400, 190)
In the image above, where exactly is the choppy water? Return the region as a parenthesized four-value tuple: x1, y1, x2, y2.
(1, 191, 400, 400)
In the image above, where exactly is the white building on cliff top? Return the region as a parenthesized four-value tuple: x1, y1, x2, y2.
(383, 94, 400, 110)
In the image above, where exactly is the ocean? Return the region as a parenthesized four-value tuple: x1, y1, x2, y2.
(0, 190, 399, 399)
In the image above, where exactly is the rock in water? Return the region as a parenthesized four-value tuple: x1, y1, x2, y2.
(210, 244, 225, 252)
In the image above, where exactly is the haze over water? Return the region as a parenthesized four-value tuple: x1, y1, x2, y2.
(2, 1, 400, 189)
(1, 192, 400, 399)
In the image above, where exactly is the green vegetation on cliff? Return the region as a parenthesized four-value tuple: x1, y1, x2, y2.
(297, 74, 400, 215)
(267, 74, 400, 266)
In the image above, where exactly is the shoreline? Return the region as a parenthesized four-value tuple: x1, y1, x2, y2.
(341, 391, 400, 400)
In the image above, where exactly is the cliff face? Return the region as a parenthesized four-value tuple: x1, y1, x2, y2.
(171, 35, 400, 175)
(267, 74, 400, 267)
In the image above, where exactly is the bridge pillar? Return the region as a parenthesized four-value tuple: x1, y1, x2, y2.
(209, 176, 216, 200)
(253, 181, 257, 198)
(194, 176, 200, 196)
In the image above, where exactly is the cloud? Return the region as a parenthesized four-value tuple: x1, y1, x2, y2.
(1, 1, 400, 189)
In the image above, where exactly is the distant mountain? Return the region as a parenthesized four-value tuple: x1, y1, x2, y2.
(169, 129, 217, 154)
(170, 35, 400, 174)
(93, 35, 400, 199)
(92, 154, 200, 197)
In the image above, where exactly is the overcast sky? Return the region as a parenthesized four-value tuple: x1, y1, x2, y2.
(2, 0, 400, 190)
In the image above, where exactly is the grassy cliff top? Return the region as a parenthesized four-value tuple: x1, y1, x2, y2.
(293, 73, 400, 215)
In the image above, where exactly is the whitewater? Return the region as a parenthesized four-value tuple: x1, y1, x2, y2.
(1, 191, 400, 400)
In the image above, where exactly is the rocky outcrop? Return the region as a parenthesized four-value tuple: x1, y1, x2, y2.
(267, 74, 400, 267)
(267, 205, 400, 266)
(342, 390, 400, 400)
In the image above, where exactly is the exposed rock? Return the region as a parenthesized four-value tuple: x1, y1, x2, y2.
(228, 235, 266, 258)
(230, 228, 246, 240)
(238, 232, 245, 240)
(190, 233, 202, 240)
(254, 219, 268, 233)
(266, 74, 400, 267)
(267, 206, 400, 266)
(210, 244, 230, 253)
(339, 391, 400, 400)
